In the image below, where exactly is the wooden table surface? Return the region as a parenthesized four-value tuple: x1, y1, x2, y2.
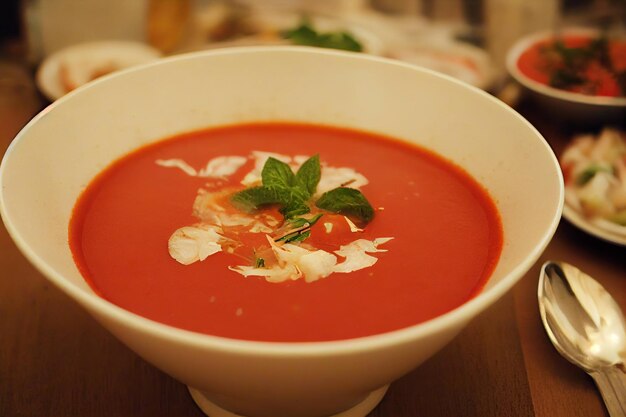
(0, 60, 624, 417)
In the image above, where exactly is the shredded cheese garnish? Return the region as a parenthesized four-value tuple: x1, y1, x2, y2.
(317, 167, 368, 195)
(343, 216, 363, 233)
(156, 156, 247, 178)
(333, 238, 393, 273)
(168, 225, 224, 265)
(156, 159, 197, 176)
(198, 156, 247, 177)
(249, 222, 273, 233)
(231, 236, 338, 283)
(160, 151, 394, 283)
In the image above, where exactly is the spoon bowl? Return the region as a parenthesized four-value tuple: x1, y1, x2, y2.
(539, 261, 626, 416)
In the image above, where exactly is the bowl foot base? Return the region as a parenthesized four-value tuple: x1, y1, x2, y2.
(188, 384, 389, 417)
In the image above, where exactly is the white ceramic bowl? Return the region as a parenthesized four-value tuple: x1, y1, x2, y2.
(0, 47, 563, 417)
(506, 28, 626, 125)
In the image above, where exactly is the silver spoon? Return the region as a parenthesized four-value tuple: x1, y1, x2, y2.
(539, 261, 626, 417)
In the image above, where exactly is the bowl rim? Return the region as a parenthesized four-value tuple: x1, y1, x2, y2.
(1, 46, 565, 357)
(506, 27, 626, 107)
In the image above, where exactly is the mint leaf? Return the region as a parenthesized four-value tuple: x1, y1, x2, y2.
(274, 213, 323, 242)
(280, 201, 310, 218)
(278, 186, 310, 218)
(231, 156, 320, 219)
(262, 157, 295, 189)
(295, 154, 320, 197)
(231, 155, 374, 244)
(231, 186, 283, 212)
(315, 187, 374, 223)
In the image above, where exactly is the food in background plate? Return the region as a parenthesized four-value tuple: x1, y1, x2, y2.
(36, 41, 162, 101)
(58, 61, 120, 93)
(281, 19, 363, 52)
(69, 122, 503, 342)
(191, 4, 367, 53)
(386, 42, 493, 90)
(517, 33, 626, 97)
(560, 128, 626, 233)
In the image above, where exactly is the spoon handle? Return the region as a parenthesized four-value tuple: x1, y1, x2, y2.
(591, 366, 626, 417)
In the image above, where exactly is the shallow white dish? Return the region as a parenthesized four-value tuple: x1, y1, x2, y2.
(562, 204, 626, 246)
(506, 27, 626, 125)
(387, 39, 495, 90)
(36, 40, 162, 101)
(1, 47, 563, 417)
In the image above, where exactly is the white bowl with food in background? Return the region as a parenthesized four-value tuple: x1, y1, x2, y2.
(506, 27, 626, 125)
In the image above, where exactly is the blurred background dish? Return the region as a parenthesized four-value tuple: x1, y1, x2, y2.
(36, 40, 162, 101)
(560, 128, 626, 246)
(181, 2, 495, 89)
(506, 27, 626, 125)
(181, 8, 386, 55)
(24, 1, 506, 99)
(562, 204, 626, 246)
(385, 38, 495, 90)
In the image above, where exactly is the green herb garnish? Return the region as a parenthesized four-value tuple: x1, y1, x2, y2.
(275, 213, 324, 243)
(255, 257, 265, 268)
(231, 156, 315, 218)
(230, 155, 374, 242)
(315, 187, 374, 223)
(576, 164, 613, 185)
(295, 154, 321, 195)
(541, 34, 624, 95)
(282, 19, 363, 52)
(550, 68, 586, 90)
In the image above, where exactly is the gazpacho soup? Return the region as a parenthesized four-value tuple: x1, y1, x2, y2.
(70, 123, 503, 342)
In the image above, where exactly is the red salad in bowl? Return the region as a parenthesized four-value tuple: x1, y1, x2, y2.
(507, 28, 626, 124)
(517, 32, 626, 98)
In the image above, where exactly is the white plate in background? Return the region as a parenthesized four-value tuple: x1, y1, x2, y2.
(36, 40, 162, 101)
(386, 40, 496, 91)
(562, 204, 626, 246)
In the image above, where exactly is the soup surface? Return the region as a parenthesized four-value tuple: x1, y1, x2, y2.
(70, 123, 503, 342)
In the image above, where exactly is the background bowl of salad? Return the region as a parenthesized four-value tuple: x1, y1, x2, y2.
(506, 27, 626, 125)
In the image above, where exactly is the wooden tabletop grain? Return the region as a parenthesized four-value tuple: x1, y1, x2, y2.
(0, 60, 624, 417)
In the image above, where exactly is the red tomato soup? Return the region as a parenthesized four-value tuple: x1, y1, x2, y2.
(69, 123, 503, 342)
(517, 34, 626, 97)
